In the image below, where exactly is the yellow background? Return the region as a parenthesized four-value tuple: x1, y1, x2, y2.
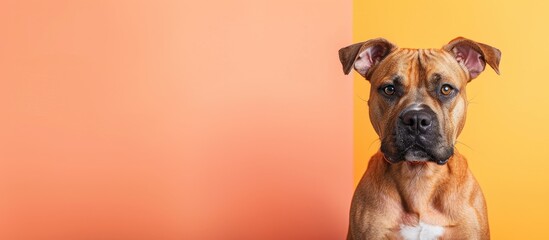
(353, 0, 549, 238)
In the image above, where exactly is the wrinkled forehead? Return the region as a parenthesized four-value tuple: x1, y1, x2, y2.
(369, 48, 468, 85)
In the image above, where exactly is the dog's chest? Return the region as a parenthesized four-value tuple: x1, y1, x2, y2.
(399, 222, 444, 240)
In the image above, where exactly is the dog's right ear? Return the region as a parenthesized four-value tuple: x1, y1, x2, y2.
(338, 38, 397, 79)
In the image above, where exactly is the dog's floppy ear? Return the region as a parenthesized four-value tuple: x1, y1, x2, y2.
(443, 37, 501, 80)
(338, 38, 397, 80)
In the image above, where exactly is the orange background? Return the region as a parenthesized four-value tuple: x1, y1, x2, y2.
(0, 1, 352, 240)
(3, 0, 542, 239)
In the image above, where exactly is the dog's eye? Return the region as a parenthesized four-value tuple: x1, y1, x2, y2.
(383, 85, 396, 95)
(440, 84, 454, 95)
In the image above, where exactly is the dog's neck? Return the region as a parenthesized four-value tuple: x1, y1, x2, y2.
(392, 162, 448, 213)
(380, 152, 468, 214)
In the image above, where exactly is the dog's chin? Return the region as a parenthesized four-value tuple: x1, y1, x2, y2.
(382, 145, 452, 166)
(404, 149, 429, 162)
(404, 147, 452, 165)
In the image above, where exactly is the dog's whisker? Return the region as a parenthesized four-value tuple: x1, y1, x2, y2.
(455, 141, 474, 152)
(367, 138, 381, 151)
(355, 94, 370, 115)
(467, 95, 479, 105)
(356, 94, 368, 103)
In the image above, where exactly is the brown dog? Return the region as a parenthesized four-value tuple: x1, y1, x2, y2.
(339, 37, 501, 240)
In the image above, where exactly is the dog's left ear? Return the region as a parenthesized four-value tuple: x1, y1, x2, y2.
(443, 37, 501, 80)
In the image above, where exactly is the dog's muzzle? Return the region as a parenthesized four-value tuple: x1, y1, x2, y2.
(381, 104, 453, 165)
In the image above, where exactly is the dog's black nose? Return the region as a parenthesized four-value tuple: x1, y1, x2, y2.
(400, 109, 433, 134)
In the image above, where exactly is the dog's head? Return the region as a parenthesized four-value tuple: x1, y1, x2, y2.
(339, 37, 501, 165)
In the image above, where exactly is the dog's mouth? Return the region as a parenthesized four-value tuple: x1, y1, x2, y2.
(382, 142, 451, 165)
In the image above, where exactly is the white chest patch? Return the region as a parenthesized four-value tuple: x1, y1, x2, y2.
(400, 222, 444, 240)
